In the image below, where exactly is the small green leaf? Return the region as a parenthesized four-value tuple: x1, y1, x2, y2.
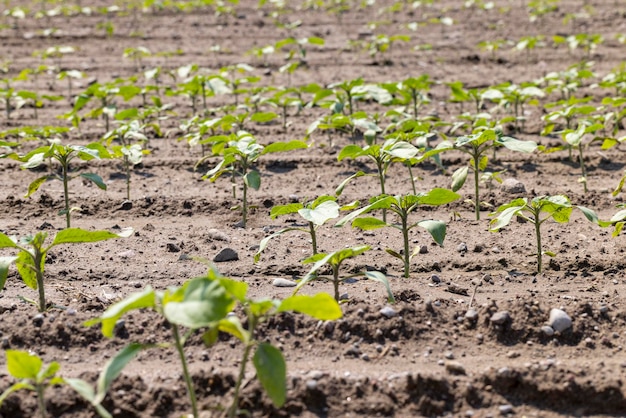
(217, 316, 250, 343)
(270, 203, 302, 219)
(277, 293, 342, 320)
(0, 256, 17, 290)
(489, 204, 525, 231)
(244, 170, 261, 190)
(52, 228, 131, 246)
(253, 343, 286, 407)
(417, 220, 447, 246)
(95, 343, 145, 404)
(25, 176, 51, 198)
(80, 173, 107, 190)
(15, 250, 38, 289)
(6, 350, 42, 379)
(262, 140, 307, 154)
(385, 248, 403, 260)
(364, 271, 395, 303)
(451, 167, 468, 192)
(352, 217, 388, 230)
(298, 200, 339, 226)
(0, 233, 18, 249)
(418, 188, 461, 206)
(335, 171, 366, 196)
(85, 287, 156, 337)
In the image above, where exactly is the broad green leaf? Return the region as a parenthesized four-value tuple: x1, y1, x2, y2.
(262, 140, 307, 154)
(217, 277, 249, 303)
(270, 203, 303, 218)
(21, 152, 46, 169)
(65, 378, 97, 404)
(577, 205, 599, 224)
(253, 343, 286, 407)
(417, 188, 461, 206)
(338, 144, 364, 161)
(52, 228, 131, 246)
(335, 196, 395, 227)
(364, 271, 395, 303)
(38, 361, 60, 381)
(163, 278, 234, 328)
(15, 250, 38, 289)
(352, 217, 388, 230)
(417, 220, 447, 246)
(335, 171, 367, 196)
(25, 176, 51, 198)
(0, 233, 18, 249)
(277, 293, 342, 320)
(248, 299, 276, 317)
(0, 382, 36, 406)
(95, 343, 145, 404)
(298, 200, 339, 226)
(6, 350, 42, 379)
(114, 108, 139, 120)
(85, 287, 156, 337)
(489, 204, 525, 231)
(386, 141, 418, 160)
(0, 256, 16, 290)
(244, 170, 261, 190)
(498, 136, 537, 153)
(80, 173, 107, 190)
(250, 112, 278, 123)
(451, 167, 468, 192)
(218, 316, 250, 343)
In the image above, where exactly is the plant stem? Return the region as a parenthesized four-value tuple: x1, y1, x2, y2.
(36, 383, 47, 418)
(172, 324, 198, 418)
(377, 160, 386, 222)
(242, 177, 248, 228)
(34, 250, 46, 312)
(534, 215, 543, 274)
(124, 155, 131, 201)
(578, 146, 587, 193)
(62, 159, 71, 228)
(332, 265, 340, 301)
(401, 214, 410, 278)
(309, 222, 317, 254)
(406, 162, 417, 195)
(472, 150, 481, 221)
(228, 315, 257, 418)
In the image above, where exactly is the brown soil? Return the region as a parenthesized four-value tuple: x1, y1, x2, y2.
(1, 0, 626, 417)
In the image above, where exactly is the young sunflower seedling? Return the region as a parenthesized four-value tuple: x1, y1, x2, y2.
(295, 245, 394, 303)
(489, 195, 597, 274)
(87, 266, 341, 418)
(254, 195, 357, 262)
(197, 131, 307, 228)
(336, 190, 460, 278)
(0, 345, 145, 418)
(424, 129, 537, 220)
(0, 227, 132, 312)
(15, 141, 109, 228)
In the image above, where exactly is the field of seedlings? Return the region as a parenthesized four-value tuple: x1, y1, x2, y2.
(1, 0, 626, 416)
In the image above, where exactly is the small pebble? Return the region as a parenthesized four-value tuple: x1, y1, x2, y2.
(541, 325, 555, 337)
(213, 247, 239, 262)
(500, 178, 526, 194)
(465, 309, 478, 321)
(272, 278, 297, 287)
(431, 274, 441, 284)
(499, 404, 514, 415)
(490, 311, 511, 325)
(445, 361, 466, 375)
(548, 308, 572, 332)
(33, 314, 44, 327)
(457, 243, 468, 253)
(380, 306, 397, 318)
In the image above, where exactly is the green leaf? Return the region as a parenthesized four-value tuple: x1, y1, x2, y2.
(163, 277, 235, 328)
(417, 220, 447, 246)
(217, 316, 250, 343)
(250, 112, 278, 123)
(334, 171, 367, 196)
(253, 343, 286, 407)
(352, 217, 388, 230)
(277, 293, 342, 320)
(0, 256, 17, 290)
(497, 136, 537, 153)
(337, 144, 364, 161)
(451, 167, 468, 192)
(64, 378, 97, 405)
(95, 343, 145, 404)
(0, 382, 36, 406)
(244, 170, 261, 190)
(38, 361, 60, 381)
(85, 287, 156, 337)
(52, 228, 131, 246)
(6, 350, 42, 379)
(364, 271, 395, 303)
(262, 140, 307, 154)
(489, 204, 525, 231)
(25, 176, 51, 198)
(270, 203, 303, 218)
(385, 248, 403, 260)
(254, 227, 303, 263)
(15, 250, 38, 289)
(298, 200, 339, 226)
(417, 188, 461, 206)
(577, 205, 599, 224)
(0, 233, 18, 249)
(80, 173, 107, 190)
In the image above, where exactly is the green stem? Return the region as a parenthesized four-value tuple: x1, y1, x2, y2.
(242, 176, 248, 228)
(34, 250, 46, 312)
(228, 315, 257, 418)
(535, 216, 543, 274)
(36, 383, 47, 418)
(172, 324, 198, 418)
(309, 222, 317, 254)
(124, 155, 131, 201)
(472, 152, 481, 221)
(579, 146, 587, 193)
(332, 265, 340, 301)
(62, 160, 71, 228)
(378, 161, 386, 223)
(401, 215, 410, 278)
(406, 162, 417, 195)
